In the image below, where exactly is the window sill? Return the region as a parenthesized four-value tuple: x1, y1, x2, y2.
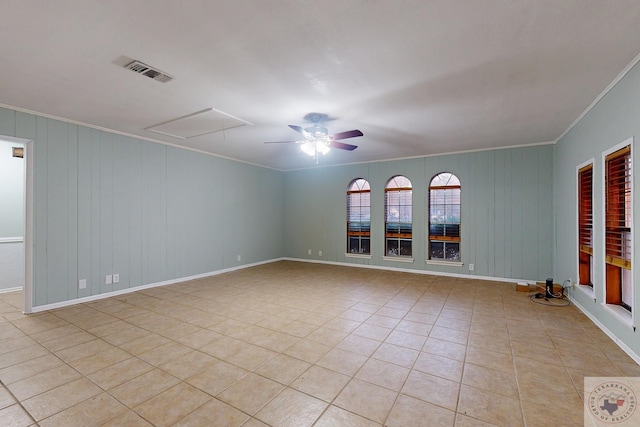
(426, 260, 464, 267)
(603, 303, 634, 330)
(345, 253, 372, 259)
(382, 256, 414, 263)
(576, 284, 595, 300)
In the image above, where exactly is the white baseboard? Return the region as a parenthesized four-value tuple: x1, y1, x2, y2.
(283, 257, 537, 284)
(28, 258, 286, 314)
(0, 286, 22, 294)
(568, 294, 640, 366)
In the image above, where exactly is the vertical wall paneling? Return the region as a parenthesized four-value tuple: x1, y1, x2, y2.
(493, 150, 506, 277)
(141, 141, 167, 285)
(45, 119, 69, 303)
(165, 147, 179, 280)
(111, 134, 131, 291)
(99, 131, 114, 294)
(128, 137, 143, 289)
(66, 124, 78, 300)
(0, 108, 16, 135)
(77, 127, 92, 298)
(509, 149, 524, 280)
(211, 156, 226, 272)
(521, 147, 540, 279)
(536, 146, 554, 279)
(502, 149, 513, 278)
(194, 153, 212, 273)
(221, 160, 237, 268)
(472, 151, 495, 277)
(15, 112, 37, 143)
(89, 129, 102, 295)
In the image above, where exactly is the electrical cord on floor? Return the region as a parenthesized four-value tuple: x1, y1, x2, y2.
(529, 280, 571, 307)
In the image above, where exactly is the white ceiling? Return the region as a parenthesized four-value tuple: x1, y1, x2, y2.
(2, 1, 640, 170)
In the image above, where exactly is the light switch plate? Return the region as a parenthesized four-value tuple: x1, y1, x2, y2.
(105, 274, 112, 285)
(113, 274, 119, 283)
(79, 279, 87, 289)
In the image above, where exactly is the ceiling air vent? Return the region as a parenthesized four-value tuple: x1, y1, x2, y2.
(124, 60, 173, 83)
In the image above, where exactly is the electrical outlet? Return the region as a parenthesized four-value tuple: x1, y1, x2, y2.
(318, 250, 323, 257)
(78, 279, 87, 289)
(469, 263, 474, 271)
(105, 274, 112, 285)
(308, 249, 312, 255)
(113, 274, 119, 283)
(237, 254, 241, 262)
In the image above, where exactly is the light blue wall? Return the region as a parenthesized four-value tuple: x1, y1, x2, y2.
(284, 144, 554, 282)
(555, 60, 640, 358)
(0, 107, 285, 307)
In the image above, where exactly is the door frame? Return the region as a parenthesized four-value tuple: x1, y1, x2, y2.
(1, 135, 33, 314)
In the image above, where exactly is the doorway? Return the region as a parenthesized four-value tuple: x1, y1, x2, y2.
(0, 136, 33, 313)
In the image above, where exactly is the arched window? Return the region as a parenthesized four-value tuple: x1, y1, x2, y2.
(385, 176, 412, 257)
(347, 178, 371, 254)
(429, 173, 461, 261)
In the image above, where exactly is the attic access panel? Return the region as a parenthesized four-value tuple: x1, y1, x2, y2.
(145, 108, 250, 140)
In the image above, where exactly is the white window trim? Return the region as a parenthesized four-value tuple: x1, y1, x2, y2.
(426, 260, 464, 267)
(345, 253, 372, 259)
(383, 256, 414, 263)
(428, 172, 461, 264)
(603, 303, 634, 330)
(576, 284, 595, 300)
(346, 178, 371, 257)
(601, 137, 634, 324)
(576, 158, 594, 288)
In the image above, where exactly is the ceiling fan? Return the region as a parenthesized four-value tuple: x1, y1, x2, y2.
(264, 113, 363, 164)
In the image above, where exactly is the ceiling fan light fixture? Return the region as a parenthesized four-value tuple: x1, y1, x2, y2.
(300, 141, 330, 156)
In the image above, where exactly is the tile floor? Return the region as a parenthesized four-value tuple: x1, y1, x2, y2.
(0, 261, 638, 426)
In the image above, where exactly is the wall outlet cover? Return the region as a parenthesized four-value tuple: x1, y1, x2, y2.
(105, 274, 112, 285)
(79, 279, 87, 289)
(113, 274, 119, 283)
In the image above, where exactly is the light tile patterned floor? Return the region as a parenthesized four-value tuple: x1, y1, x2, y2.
(0, 261, 638, 426)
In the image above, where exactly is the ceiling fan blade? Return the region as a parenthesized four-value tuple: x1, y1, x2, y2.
(331, 129, 363, 140)
(289, 124, 314, 140)
(331, 140, 358, 151)
(263, 140, 301, 144)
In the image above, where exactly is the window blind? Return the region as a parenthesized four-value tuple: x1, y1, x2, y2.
(578, 164, 593, 254)
(605, 146, 631, 270)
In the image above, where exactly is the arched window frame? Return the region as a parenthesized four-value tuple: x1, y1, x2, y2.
(384, 175, 413, 260)
(346, 178, 371, 257)
(428, 172, 462, 264)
